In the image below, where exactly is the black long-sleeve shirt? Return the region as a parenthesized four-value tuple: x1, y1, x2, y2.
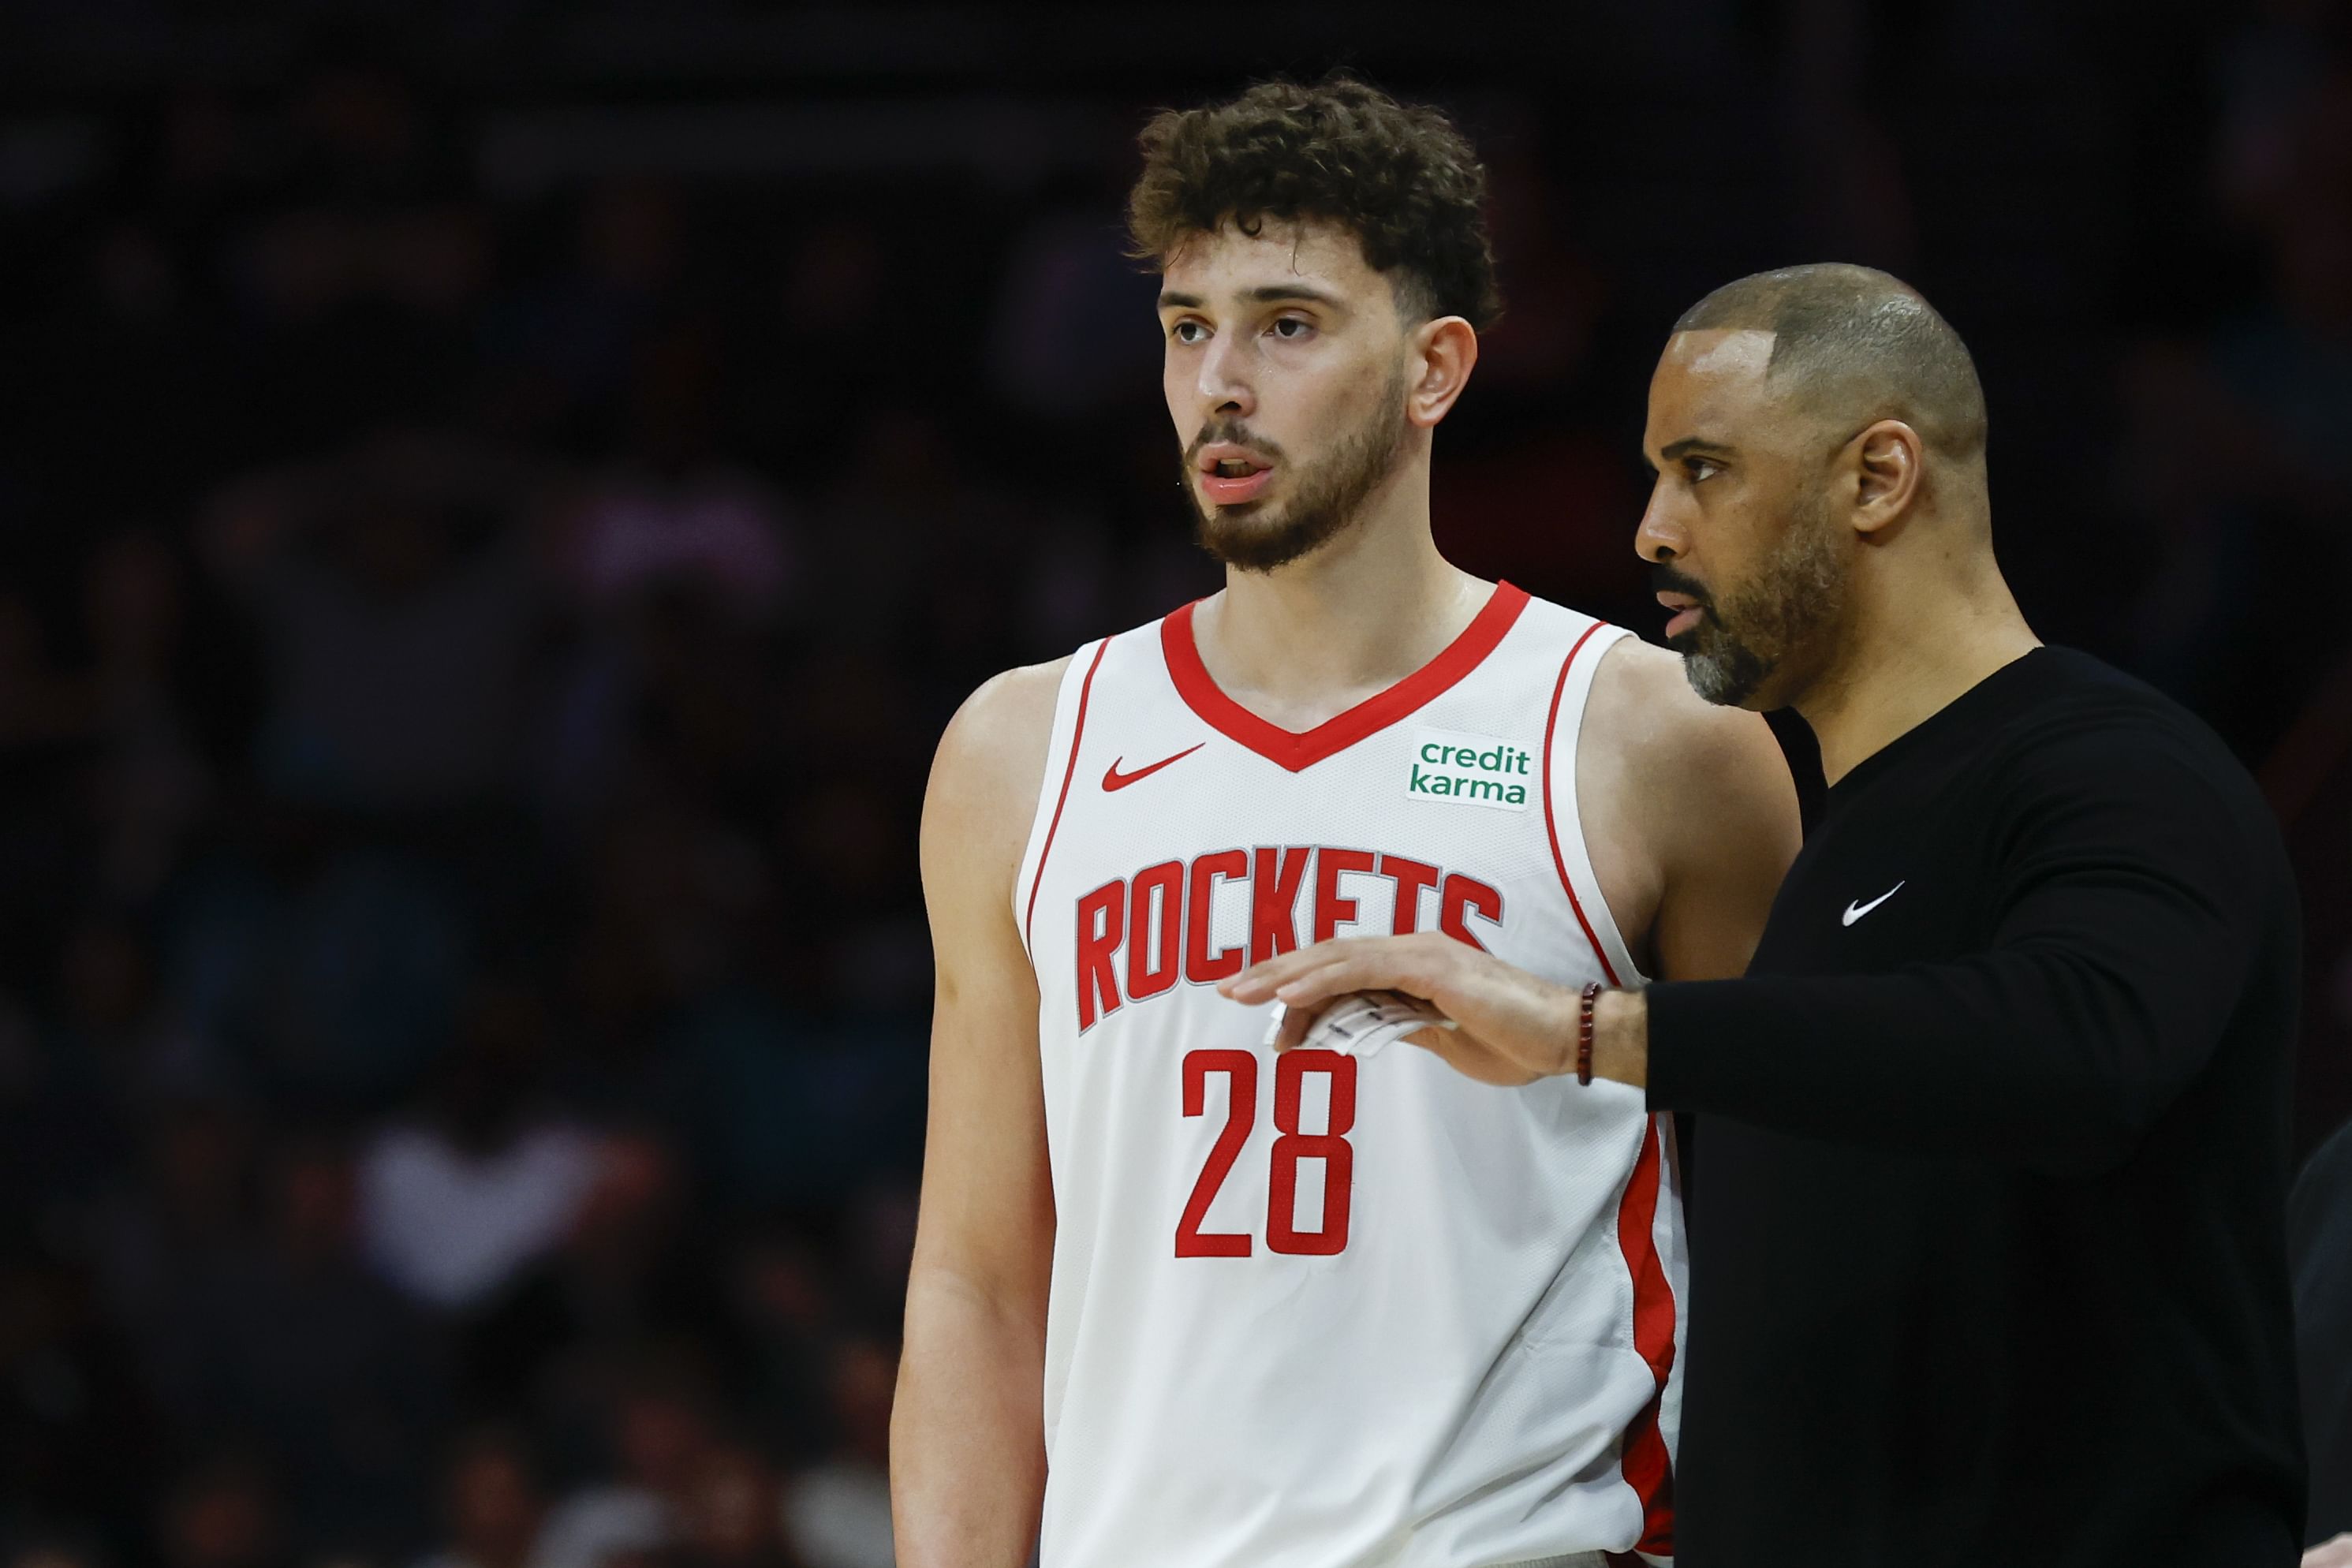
(2290, 1120, 2352, 1544)
(1648, 647, 2305, 1567)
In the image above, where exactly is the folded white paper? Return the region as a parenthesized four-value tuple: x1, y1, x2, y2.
(1263, 989, 1458, 1060)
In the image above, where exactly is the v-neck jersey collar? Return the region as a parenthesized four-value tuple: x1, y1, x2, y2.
(1159, 581, 1532, 773)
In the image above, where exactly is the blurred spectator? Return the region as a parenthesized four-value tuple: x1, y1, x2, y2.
(778, 1338, 894, 1568)
(457, 1129, 738, 1445)
(800, 408, 988, 661)
(562, 325, 795, 622)
(2115, 55, 2352, 754)
(838, 1187, 918, 1334)
(6, 1533, 109, 1568)
(0, 1246, 156, 1556)
(164, 834, 472, 1110)
(95, 1096, 255, 1411)
(533, 1366, 718, 1568)
(156, 1454, 286, 1568)
(480, 178, 689, 451)
(0, 592, 90, 751)
(203, 432, 547, 814)
(358, 984, 599, 1313)
(675, 1444, 797, 1568)
(127, 1135, 446, 1559)
(413, 1428, 546, 1568)
(983, 192, 1161, 418)
(78, 532, 226, 905)
(722, 1232, 835, 1464)
(0, 924, 142, 1227)
(566, 801, 774, 1054)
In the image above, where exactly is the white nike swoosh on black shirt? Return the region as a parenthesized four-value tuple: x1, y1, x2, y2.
(1842, 881, 1906, 926)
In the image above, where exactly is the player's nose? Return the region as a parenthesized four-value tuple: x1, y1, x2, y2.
(1195, 334, 1255, 416)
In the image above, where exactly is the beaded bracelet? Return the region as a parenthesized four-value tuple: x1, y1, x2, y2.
(1577, 980, 1602, 1086)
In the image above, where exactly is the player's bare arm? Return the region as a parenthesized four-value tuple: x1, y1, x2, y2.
(891, 658, 1066, 1568)
(1589, 634, 1801, 982)
(1222, 640, 1799, 1073)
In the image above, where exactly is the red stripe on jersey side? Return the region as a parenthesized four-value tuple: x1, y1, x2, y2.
(1615, 1114, 1678, 1555)
(1159, 581, 1531, 773)
(1024, 638, 1111, 951)
(1540, 620, 1622, 987)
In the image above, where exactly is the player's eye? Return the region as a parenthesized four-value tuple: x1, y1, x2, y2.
(1685, 457, 1721, 483)
(1170, 319, 1208, 345)
(1270, 315, 1313, 340)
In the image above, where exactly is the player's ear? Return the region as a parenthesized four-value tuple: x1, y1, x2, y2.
(1407, 316, 1478, 429)
(1851, 419, 1922, 536)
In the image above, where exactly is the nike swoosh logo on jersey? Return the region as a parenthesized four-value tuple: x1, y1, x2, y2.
(1103, 744, 1205, 792)
(1842, 881, 1906, 926)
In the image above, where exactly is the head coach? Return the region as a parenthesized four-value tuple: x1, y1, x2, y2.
(1224, 263, 2306, 1566)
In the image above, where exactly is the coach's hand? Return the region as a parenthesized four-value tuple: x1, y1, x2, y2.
(1221, 934, 1585, 1086)
(2305, 1536, 2352, 1567)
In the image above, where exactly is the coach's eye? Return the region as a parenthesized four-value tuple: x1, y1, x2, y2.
(1686, 457, 1721, 483)
(1170, 319, 1209, 345)
(1270, 315, 1314, 340)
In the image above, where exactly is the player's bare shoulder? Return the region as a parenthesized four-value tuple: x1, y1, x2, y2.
(1578, 633, 1800, 976)
(923, 657, 1073, 901)
(1586, 636, 1773, 780)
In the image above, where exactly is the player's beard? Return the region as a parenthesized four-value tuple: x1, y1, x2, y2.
(1184, 368, 1409, 574)
(1661, 490, 1848, 708)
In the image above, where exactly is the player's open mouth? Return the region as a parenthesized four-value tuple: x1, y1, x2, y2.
(1197, 446, 1276, 506)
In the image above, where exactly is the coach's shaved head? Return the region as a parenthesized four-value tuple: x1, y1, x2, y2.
(1640, 263, 2006, 711)
(1674, 263, 1988, 466)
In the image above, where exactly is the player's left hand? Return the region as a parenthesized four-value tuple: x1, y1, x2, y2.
(1220, 934, 1581, 1085)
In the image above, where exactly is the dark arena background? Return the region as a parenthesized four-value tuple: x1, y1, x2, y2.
(0, 2, 2347, 1564)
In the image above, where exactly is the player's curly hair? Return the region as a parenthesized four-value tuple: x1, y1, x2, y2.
(1126, 74, 1503, 331)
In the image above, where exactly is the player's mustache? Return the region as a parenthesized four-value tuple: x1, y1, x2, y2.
(1652, 562, 1716, 612)
(1185, 422, 1287, 464)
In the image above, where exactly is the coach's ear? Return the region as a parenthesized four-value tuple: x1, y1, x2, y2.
(1409, 316, 1479, 428)
(1851, 418, 1924, 537)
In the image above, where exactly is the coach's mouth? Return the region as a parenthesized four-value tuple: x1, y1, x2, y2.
(1197, 445, 1276, 506)
(1657, 590, 1706, 640)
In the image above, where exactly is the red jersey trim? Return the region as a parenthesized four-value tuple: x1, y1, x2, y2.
(1159, 581, 1532, 774)
(1615, 1114, 1679, 1555)
(1024, 638, 1111, 951)
(1540, 620, 1623, 987)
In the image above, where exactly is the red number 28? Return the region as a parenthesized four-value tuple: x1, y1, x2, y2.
(1174, 1048, 1357, 1258)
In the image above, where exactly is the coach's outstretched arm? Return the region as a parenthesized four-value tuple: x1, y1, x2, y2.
(892, 662, 1066, 1567)
(1225, 720, 2269, 1178)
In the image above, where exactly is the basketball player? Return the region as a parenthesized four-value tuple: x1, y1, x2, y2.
(890, 79, 1799, 1568)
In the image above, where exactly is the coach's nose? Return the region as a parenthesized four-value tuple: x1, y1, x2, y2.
(1636, 481, 1688, 565)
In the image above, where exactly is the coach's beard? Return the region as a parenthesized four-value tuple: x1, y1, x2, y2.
(1185, 370, 1409, 574)
(1663, 494, 1846, 708)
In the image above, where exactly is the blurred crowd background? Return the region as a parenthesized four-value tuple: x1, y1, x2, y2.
(0, 2, 2349, 1566)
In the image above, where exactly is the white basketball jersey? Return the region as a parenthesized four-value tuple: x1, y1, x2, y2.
(1017, 583, 1683, 1568)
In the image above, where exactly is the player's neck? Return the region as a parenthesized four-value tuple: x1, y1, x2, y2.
(1192, 496, 1488, 734)
(1796, 562, 2041, 786)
